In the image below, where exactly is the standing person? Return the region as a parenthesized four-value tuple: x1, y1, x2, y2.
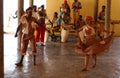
(74, 15, 85, 29)
(75, 16, 114, 71)
(98, 5, 106, 39)
(32, 5, 39, 20)
(36, 10, 46, 44)
(36, 5, 47, 46)
(32, 5, 40, 43)
(72, 0, 82, 25)
(60, 0, 71, 24)
(15, 7, 39, 66)
(98, 5, 106, 20)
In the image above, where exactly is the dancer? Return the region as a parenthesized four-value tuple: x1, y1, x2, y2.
(36, 5, 47, 46)
(75, 16, 114, 71)
(15, 7, 46, 66)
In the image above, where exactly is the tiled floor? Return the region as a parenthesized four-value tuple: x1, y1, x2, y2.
(4, 33, 120, 78)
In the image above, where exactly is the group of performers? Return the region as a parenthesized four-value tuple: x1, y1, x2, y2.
(14, 0, 83, 66)
(59, 0, 82, 25)
(45, 0, 82, 42)
(14, 0, 113, 70)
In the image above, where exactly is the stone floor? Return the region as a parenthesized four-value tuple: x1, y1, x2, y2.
(4, 33, 120, 78)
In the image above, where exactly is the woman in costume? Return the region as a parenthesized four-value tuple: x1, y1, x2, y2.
(75, 16, 114, 71)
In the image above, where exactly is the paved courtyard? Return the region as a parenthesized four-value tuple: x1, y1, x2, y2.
(4, 33, 120, 78)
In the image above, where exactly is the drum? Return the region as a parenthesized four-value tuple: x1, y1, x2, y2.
(61, 28, 69, 42)
(44, 31, 49, 43)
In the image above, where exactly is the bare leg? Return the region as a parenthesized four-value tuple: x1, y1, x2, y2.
(92, 54, 97, 68)
(82, 54, 90, 71)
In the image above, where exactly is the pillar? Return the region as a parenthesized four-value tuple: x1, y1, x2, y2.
(105, 0, 111, 37)
(94, 0, 99, 23)
(0, 0, 4, 77)
(17, 0, 24, 50)
(29, 0, 33, 7)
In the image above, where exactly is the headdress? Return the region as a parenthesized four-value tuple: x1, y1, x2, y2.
(64, 0, 67, 2)
(26, 7, 32, 13)
(85, 16, 94, 22)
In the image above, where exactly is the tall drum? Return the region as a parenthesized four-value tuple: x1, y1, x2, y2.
(44, 31, 49, 43)
(61, 28, 69, 43)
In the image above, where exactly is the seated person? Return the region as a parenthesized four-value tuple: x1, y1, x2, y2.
(74, 15, 85, 29)
(49, 12, 61, 41)
(51, 12, 61, 32)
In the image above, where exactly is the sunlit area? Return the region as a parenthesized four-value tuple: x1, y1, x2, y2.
(1, 0, 120, 78)
(3, 0, 18, 33)
(3, 0, 46, 33)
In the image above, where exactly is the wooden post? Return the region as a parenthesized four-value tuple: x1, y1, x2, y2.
(105, 0, 111, 37)
(29, 0, 33, 7)
(17, 0, 24, 50)
(94, 0, 99, 23)
(0, 0, 4, 77)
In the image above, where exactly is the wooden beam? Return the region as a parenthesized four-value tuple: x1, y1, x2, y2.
(94, 0, 99, 23)
(29, 0, 33, 7)
(0, 0, 4, 77)
(105, 0, 111, 37)
(17, 0, 24, 50)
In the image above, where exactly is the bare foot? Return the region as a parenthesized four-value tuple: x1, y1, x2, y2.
(34, 62, 36, 65)
(15, 62, 23, 66)
(92, 64, 96, 68)
(81, 68, 88, 71)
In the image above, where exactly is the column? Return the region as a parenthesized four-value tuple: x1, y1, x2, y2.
(0, 0, 4, 77)
(29, 0, 33, 7)
(105, 0, 111, 37)
(17, 0, 24, 50)
(94, 0, 99, 23)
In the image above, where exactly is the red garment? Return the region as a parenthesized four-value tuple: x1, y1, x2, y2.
(39, 24, 46, 43)
(35, 24, 46, 43)
(35, 26, 40, 42)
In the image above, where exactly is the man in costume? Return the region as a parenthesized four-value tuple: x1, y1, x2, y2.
(15, 7, 40, 66)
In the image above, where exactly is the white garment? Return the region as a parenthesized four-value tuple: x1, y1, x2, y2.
(20, 16, 29, 34)
(82, 25, 95, 37)
(20, 16, 36, 34)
